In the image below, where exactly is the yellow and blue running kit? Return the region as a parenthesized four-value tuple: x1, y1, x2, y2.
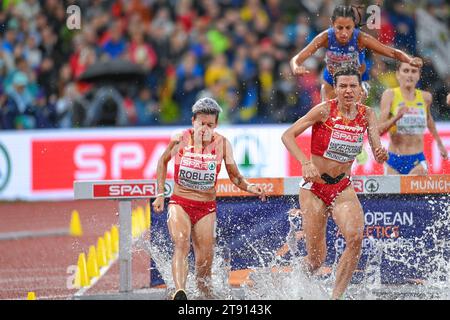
(386, 87, 428, 174)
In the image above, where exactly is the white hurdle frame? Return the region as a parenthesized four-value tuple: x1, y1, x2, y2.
(73, 179, 173, 292)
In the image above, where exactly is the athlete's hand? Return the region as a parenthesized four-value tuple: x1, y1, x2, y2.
(302, 161, 320, 183)
(247, 184, 267, 202)
(291, 64, 310, 76)
(152, 196, 165, 213)
(374, 147, 388, 164)
(438, 143, 448, 160)
(409, 57, 423, 68)
(395, 106, 409, 121)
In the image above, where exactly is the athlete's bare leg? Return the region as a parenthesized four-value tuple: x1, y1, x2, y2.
(385, 164, 400, 175)
(167, 204, 192, 293)
(191, 212, 216, 298)
(299, 188, 329, 273)
(408, 163, 428, 175)
(331, 187, 364, 300)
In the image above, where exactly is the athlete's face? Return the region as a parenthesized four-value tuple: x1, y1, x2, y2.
(396, 63, 420, 88)
(335, 75, 361, 105)
(192, 113, 217, 143)
(333, 17, 355, 44)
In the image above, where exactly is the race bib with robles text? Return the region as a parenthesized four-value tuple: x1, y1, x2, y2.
(178, 152, 218, 191)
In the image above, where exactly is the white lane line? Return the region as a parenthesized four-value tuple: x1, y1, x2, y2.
(0, 229, 70, 240)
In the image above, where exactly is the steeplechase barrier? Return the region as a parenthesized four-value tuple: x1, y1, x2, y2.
(74, 175, 450, 292)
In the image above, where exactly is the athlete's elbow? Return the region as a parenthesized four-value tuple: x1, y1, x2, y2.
(281, 131, 291, 146)
(289, 57, 297, 70)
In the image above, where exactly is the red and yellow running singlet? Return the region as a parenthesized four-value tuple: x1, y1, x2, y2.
(311, 99, 368, 163)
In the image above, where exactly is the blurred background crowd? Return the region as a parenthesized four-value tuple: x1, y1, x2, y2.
(0, 0, 449, 130)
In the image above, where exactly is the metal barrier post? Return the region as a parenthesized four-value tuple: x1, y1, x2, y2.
(119, 200, 132, 292)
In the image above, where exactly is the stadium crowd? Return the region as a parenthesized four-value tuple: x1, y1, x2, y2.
(0, 0, 449, 129)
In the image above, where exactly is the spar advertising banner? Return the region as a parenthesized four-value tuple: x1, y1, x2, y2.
(150, 194, 450, 286)
(0, 124, 450, 200)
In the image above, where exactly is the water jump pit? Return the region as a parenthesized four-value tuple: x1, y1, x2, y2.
(73, 175, 450, 300)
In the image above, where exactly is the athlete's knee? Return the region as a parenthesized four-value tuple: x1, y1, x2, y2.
(195, 250, 214, 268)
(413, 164, 428, 176)
(344, 232, 363, 250)
(173, 236, 190, 253)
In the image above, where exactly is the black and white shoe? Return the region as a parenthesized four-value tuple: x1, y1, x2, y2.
(173, 289, 187, 300)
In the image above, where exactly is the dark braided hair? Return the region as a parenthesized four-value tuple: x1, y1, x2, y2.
(331, 5, 364, 28)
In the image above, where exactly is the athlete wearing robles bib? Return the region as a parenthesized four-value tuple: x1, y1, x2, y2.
(153, 98, 266, 300)
(378, 62, 448, 175)
(282, 68, 388, 300)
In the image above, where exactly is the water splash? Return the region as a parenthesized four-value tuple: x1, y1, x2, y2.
(139, 202, 450, 300)
(373, 202, 450, 299)
(136, 231, 233, 300)
(239, 202, 450, 300)
(240, 211, 330, 300)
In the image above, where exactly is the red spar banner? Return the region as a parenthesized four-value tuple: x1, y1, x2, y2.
(93, 183, 157, 198)
(32, 137, 170, 191)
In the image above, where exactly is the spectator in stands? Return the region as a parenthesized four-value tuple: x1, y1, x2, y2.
(231, 45, 259, 123)
(274, 62, 300, 123)
(134, 87, 160, 126)
(127, 24, 157, 72)
(6, 72, 36, 129)
(1, 23, 17, 56)
(34, 89, 57, 129)
(0, 0, 447, 129)
(256, 54, 276, 121)
(175, 51, 204, 125)
(101, 22, 127, 59)
(56, 82, 88, 128)
(388, 1, 417, 55)
(0, 86, 17, 129)
(24, 35, 42, 71)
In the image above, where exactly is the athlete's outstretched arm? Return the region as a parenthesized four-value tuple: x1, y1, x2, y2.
(290, 31, 327, 76)
(366, 107, 388, 163)
(223, 138, 266, 200)
(359, 32, 422, 68)
(281, 102, 328, 182)
(378, 89, 407, 135)
(153, 133, 181, 212)
(424, 92, 448, 160)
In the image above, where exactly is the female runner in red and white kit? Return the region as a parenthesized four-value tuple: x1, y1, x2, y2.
(153, 97, 266, 300)
(282, 68, 388, 300)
